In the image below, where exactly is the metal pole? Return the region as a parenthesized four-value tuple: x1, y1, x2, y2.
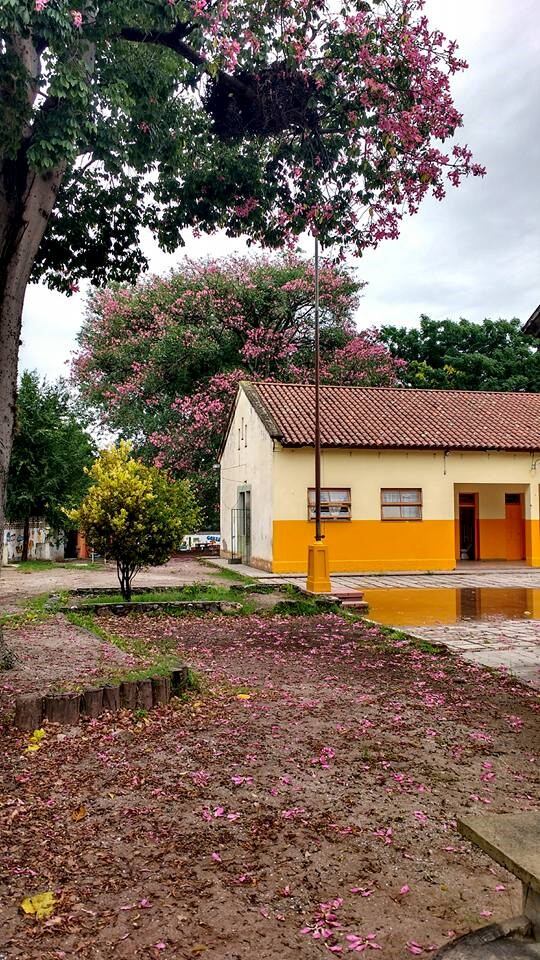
(314, 236, 323, 543)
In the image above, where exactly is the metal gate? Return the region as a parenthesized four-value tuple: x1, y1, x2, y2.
(230, 507, 251, 564)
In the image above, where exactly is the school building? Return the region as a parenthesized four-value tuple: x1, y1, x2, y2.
(219, 382, 540, 573)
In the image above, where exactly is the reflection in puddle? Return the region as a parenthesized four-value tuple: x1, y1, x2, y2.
(362, 587, 540, 627)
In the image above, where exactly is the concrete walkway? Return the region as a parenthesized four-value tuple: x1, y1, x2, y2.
(209, 557, 540, 590)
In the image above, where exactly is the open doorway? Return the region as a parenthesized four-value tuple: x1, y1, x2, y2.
(504, 493, 525, 561)
(458, 493, 478, 561)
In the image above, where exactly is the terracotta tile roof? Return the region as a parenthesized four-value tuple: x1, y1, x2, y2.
(242, 381, 540, 451)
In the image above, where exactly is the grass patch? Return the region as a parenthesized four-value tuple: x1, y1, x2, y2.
(212, 565, 257, 584)
(0, 590, 69, 628)
(273, 597, 340, 616)
(73, 585, 243, 605)
(14, 559, 104, 573)
(65, 609, 203, 691)
(68, 584, 259, 617)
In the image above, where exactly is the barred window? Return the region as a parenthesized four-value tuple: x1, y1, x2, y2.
(308, 488, 351, 521)
(381, 488, 422, 520)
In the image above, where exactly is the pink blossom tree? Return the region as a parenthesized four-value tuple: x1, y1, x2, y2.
(73, 254, 405, 522)
(1, 0, 484, 538)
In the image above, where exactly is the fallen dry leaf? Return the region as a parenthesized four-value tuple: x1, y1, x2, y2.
(20, 891, 56, 920)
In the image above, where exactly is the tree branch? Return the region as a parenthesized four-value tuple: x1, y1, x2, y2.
(119, 23, 255, 100)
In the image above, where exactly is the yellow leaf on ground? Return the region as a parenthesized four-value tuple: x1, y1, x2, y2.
(25, 728, 46, 753)
(71, 805, 87, 822)
(236, 694, 251, 701)
(21, 891, 56, 920)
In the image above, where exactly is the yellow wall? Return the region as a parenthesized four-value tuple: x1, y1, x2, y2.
(220, 388, 540, 573)
(271, 447, 540, 572)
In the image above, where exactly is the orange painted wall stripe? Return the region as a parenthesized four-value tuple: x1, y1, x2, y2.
(272, 519, 540, 573)
(272, 520, 457, 573)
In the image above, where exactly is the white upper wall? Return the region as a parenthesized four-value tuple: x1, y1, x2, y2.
(219, 386, 274, 564)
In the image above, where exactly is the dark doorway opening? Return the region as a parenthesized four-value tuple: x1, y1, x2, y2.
(459, 493, 478, 561)
(64, 529, 78, 559)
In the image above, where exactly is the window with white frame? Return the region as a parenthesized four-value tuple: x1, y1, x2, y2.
(308, 488, 351, 521)
(381, 488, 422, 520)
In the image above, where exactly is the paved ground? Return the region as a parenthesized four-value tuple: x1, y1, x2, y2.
(407, 621, 540, 689)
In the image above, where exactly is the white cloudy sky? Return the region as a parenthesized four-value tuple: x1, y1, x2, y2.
(21, 0, 540, 381)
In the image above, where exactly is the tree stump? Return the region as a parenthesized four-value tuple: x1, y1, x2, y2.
(171, 667, 189, 696)
(151, 676, 171, 706)
(102, 685, 120, 713)
(120, 680, 138, 710)
(44, 692, 81, 726)
(14, 694, 43, 731)
(137, 679, 153, 710)
(81, 687, 104, 718)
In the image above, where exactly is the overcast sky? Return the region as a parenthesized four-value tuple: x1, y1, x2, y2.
(20, 0, 540, 381)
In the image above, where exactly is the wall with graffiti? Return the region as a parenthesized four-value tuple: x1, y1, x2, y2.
(3, 521, 65, 563)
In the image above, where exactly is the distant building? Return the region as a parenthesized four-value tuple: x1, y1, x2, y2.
(220, 382, 540, 573)
(3, 520, 65, 563)
(523, 305, 540, 337)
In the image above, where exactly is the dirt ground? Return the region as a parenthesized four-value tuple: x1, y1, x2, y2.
(0, 558, 220, 612)
(1, 611, 538, 960)
(0, 616, 137, 709)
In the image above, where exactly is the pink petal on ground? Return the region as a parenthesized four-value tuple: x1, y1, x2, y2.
(211, 852, 222, 862)
(407, 942, 424, 955)
(495, 884, 506, 892)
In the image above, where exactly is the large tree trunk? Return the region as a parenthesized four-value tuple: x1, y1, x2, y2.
(0, 159, 65, 563)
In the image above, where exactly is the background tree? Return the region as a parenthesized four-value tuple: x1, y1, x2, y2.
(71, 442, 200, 599)
(73, 254, 405, 523)
(6, 371, 95, 560)
(380, 317, 540, 392)
(0, 0, 484, 548)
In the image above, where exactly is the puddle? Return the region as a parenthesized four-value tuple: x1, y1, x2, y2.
(362, 587, 540, 627)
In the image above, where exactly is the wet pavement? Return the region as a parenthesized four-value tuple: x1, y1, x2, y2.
(357, 583, 540, 690)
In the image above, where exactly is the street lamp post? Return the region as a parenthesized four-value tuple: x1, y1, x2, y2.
(306, 235, 331, 594)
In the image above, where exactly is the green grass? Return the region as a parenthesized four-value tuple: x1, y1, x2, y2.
(14, 559, 104, 572)
(0, 590, 69, 628)
(68, 584, 258, 617)
(212, 565, 257, 584)
(65, 609, 202, 692)
(273, 596, 341, 616)
(74, 584, 242, 605)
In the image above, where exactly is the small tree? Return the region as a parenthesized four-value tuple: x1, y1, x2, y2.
(71, 442, 200, 600)
(7, 371, 95, 560)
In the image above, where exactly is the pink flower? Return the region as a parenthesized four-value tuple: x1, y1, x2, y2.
(34, 0, 49, 11)
(70, 9, 82, 27)
(400, 885, 410, 895)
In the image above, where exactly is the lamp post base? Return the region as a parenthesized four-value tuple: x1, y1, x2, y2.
(306, 541, 331, 594)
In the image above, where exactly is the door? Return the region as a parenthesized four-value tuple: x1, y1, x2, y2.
(459, 494, 478, 561)
(505, 494, 525, 561)
(238, 489, 251, 564)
